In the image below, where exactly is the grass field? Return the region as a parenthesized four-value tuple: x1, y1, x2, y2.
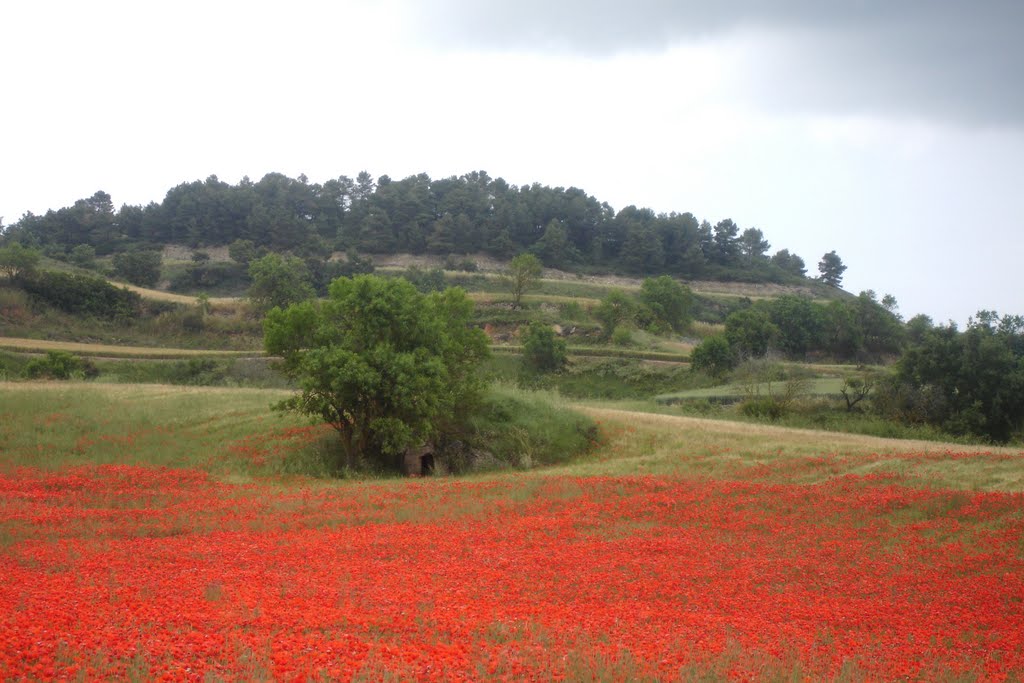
(655, 377, 846, 403)
(0, 337, 259, 360)
(1, 382, 1023, 681)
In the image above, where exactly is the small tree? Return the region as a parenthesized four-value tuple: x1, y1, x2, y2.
(112, 250, 162, 287)
(69, 244, 97, 269)
(690, 334, 736, 378)
(248, 253, 316, 312)
(0, 243, 41, 281)
(725, 307, 778, 359)
(840, 371, 876, 412)
(522, 322, 568, 373)
(594, 289, 635, 341)
(505, 253, 542, 309)
(638, 276, 693, 334)
(818, 250, 847, 287)
(263, 275, 490, 467)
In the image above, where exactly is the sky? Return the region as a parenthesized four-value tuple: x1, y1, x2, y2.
(2, 0, 1021, 324)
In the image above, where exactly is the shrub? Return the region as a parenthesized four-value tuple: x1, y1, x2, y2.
(522, 322, 568, 373)
(18, 270, 142, 319)
(112, 250, 162, 287)
(464, 385, 599, 470)
(739, 396, 786, 420)
(690, 334, 737, 378)
(24, 351, 98, 380)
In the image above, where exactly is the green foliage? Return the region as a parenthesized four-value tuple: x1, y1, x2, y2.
(263, 275, 490, 467)
(112, 249, 163, 287)
(767, 295, 822, 358)
(771, 249, 806, 276)
(168, 261, 248, 294)
(24, 350, 98, 380)
(4, 171, 818, 286)
(228, 239, 258, 265)
(464, 385, 598, 469)
(879, 312, 1024, 442)
(247, 253, 316, 312)
(521, 322, 568, 373)
(18, 270, 142, 319)
(400, 266, 447, 293)
(817, 250, 847, 287)
(0, 242, 41, 280)
(531, 219, 579, 268)
(505, 253, 542, 309)
(594, 289, 635, 340)
(724, 306, 778, 359)
(739, 396, 786, 420)
(638, 276, 693, 334)
(68, 244, 97, 269)
(443, 254, 478, 272)
(689, 334, 737, 378)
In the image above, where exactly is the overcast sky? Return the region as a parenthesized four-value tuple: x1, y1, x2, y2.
(2, 0, 1021, 323)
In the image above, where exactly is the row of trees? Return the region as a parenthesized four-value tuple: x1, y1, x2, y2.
(1, 172, 845, 286)
(878, 312, 1024, 442)
(692, 290, 906, 373)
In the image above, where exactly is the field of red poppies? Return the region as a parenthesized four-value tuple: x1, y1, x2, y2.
(2, 385, 1024, 681)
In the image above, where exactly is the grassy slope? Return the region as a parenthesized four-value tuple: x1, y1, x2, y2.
(0, 337, 257, 359)
(2, 382, 1020, 491)
(0, 381, 595, 477)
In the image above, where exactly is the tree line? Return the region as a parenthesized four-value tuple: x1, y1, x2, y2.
(1, 171, 846, 286)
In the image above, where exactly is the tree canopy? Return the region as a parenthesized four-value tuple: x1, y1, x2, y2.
(505, 253, 542, 309)
(2, 171, 819, 286)
(818, 251, 847, 287)
(263, 275, 490, 466)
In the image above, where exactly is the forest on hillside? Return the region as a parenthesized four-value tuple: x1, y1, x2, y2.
(0, 171, 829, 284)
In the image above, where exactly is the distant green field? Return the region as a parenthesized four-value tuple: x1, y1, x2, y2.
(493, 344, 690, 363)
(655, 377, 846, 403)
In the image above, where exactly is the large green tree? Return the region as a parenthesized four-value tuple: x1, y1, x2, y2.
(263, 275, 490, 466)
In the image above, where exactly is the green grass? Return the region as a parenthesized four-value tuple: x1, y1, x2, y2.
(493, 344, 689, 363)
(0, 381, 597, 478)
(562, 405, 1024, 491)
(0, 336, 260, 359)
(0, 381, 298, 474)
(655, 377, 846, 403)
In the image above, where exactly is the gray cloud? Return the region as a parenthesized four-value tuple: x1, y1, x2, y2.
(408, 1, 1024, 126)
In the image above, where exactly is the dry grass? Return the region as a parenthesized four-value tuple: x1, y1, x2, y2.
(113, 282, 242, 308)
(468, 292, 601, 306)
(567, 406, 1024, 491)
(0, 337, 257, 359)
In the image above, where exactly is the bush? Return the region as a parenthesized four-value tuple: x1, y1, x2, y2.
(69, 244, 97, 269)
(24, 351, 98, 380)
(444, 255, 478, 272)
(739, 396, 786, 420)
(464, 385, 599, 470)
(690, 334, 736, 378)
(521, 322, 568, 373)
(168, 262, 248, 293)
(18, 270, 142, 319)
(112, 250, 162, 287)
(400, 266, 447, 293)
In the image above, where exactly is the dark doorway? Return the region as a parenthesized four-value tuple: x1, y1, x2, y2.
(420, 452, 435, 476)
